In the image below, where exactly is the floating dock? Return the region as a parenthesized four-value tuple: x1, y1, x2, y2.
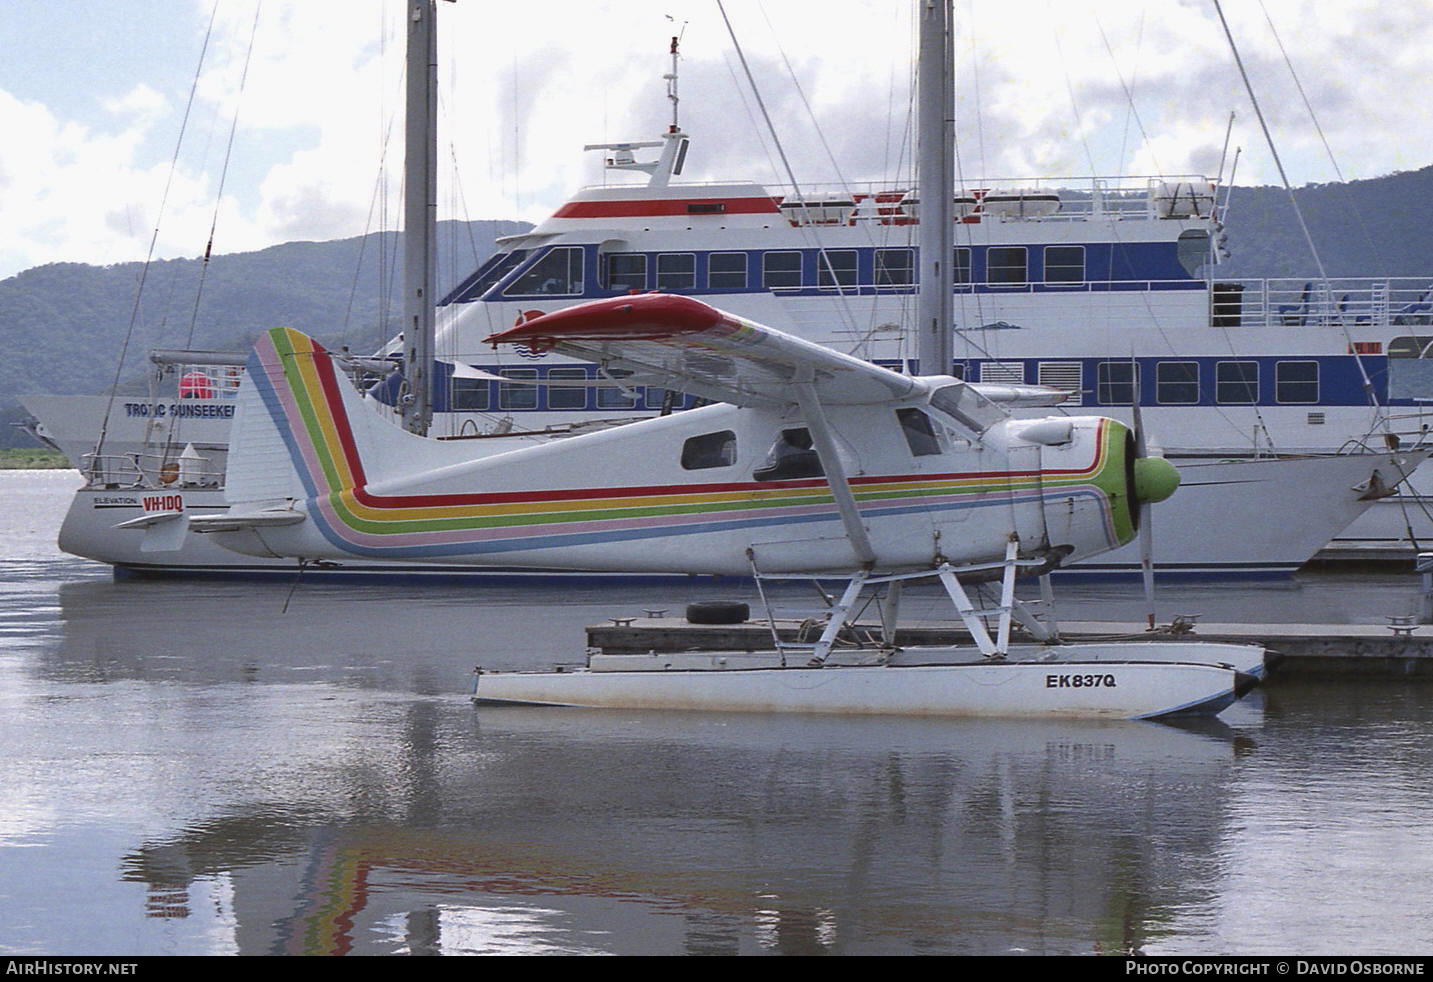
(586, 615, 1433, 677)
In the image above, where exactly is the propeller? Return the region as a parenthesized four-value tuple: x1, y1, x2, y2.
(1129, 392, 1179, 630)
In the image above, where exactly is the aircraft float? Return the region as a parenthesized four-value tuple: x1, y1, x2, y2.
(133, 293, 1265, 719)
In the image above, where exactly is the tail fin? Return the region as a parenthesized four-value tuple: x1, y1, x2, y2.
(227, 328, 427, 504)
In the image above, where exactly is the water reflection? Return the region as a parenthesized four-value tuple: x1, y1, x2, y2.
(114, 710, 1243, 955)
(8, 470, 1433, 954)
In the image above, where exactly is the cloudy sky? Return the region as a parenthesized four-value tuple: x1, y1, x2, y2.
(1, 0, 1428, 280)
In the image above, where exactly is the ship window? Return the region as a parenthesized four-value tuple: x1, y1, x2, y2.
(656, 252, 696, 290)
(1044, 245, 1085, 284)
(896, 408, 942, 456)
(817, 249, 858, 289)
(546, 367, 588, 410)
(498, 369, 539, 410)
(762, 251, 803, 289)
(1216, 361, 1259, 404)
(875, 248, 914, 287)
(604, 253, 647, 292)
(596, 380, 637, 409)
(954, 247, 972, 284)
(456, 249, 528, 300)
(1275, 361, 1319, 404)
(681, 430, 737, 470)
(986, 247, 1027, 285)
(1156, 361, 1199, 404)
(450, 377, 490, 411)
(1177, 229, 1211, 276)
(708, 252, 748, 289)
(754, 428, 824, 481)
(505, 246, 585, 296)
(1097, 361, 1139, 405)
(644, 387, 678, 411)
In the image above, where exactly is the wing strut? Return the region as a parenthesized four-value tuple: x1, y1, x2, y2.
(793, 377, 877, 566)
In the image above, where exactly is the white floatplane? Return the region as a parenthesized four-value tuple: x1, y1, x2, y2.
(145, 290, 1266, 720)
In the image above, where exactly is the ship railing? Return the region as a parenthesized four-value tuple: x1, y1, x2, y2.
(585, 174, 1218, 223)
(861, 175, 1212, 224)
(1210, 277, 1433, 330)
(78, 450, 226, 491)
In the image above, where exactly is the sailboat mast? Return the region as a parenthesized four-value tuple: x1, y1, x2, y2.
(401, 0, 439, 436)
(916, 0, 954, 376)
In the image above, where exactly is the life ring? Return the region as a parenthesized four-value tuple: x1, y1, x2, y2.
(179, 371, 214, 398)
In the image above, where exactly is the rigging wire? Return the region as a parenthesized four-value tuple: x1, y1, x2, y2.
(1256, 0, 1386, 269)
(716, 0, 864, 349)
(1209, 0, 1381, 423)
(92, 0, 223, 468)
(184, 0, 264, 351)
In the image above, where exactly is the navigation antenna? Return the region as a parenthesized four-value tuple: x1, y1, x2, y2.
(584, 30, 690, 188)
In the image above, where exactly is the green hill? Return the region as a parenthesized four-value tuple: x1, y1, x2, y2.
(1, 220, 524, 447)
(1218, 164, 1433, 279)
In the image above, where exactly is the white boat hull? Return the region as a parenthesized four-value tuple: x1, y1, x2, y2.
(473, 643, 1263, 720)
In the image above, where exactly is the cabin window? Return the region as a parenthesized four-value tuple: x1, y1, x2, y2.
(1043, 246, 1085, 284)
(546, 367, 588, 410)
(875, 248, 914, 287)
(817, 249, 858, 289)
(656, 252, 696, 291)
(1275, 361, 1319, 404)
(754, 428, 824, 481)
(504, 246, 585, 296)
(953, 247, 972, 285)
(986, 247, 1027, 286)
(708, 252, 748, 289)
(681, 430, 737, 470)
(762, 251, 803, 289)
(1156, 361, 1199, 404)
(498, 369, 538, 410)
(604, 253, 647, 292)
(896, 408, 942, 457)
(1097, 361, 1139, 405)
(1216, 361, 1259, 404)
(450, 377, 489, 411)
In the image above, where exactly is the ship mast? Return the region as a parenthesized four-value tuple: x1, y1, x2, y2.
(400, 0, 441, 436)
(916, 0, 955, 376)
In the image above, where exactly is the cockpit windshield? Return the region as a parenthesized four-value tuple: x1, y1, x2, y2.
(928, 383, 1007, 435)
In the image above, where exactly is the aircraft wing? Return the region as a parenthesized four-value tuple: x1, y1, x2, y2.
(483, 294, 926, 409)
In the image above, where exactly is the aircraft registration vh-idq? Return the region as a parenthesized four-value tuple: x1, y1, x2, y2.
(129, 293, 1265, 720)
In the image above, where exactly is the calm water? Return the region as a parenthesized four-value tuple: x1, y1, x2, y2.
(3, 469, 1433, 955)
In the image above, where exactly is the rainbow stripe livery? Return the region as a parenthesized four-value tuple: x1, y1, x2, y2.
(231, 310, 1144, 574)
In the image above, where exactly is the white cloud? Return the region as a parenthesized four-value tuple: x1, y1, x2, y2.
(3, 0, 1433, 280)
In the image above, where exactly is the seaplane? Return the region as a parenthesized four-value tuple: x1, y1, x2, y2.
(133, 292, 1266, 720)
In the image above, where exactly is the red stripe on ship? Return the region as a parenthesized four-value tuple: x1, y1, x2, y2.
(550, 197, 780, 219)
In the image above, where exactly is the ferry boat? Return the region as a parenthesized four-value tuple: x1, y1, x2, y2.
(21, 25, 1429, 580)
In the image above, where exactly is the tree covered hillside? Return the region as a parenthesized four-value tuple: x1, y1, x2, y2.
(0, 220, 524, 446)
(1217, 164, 1433, 278)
